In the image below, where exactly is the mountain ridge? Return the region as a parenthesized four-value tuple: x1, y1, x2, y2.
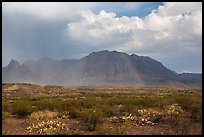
(2, 50, 202, 88)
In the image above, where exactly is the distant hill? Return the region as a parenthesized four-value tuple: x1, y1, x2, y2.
(2, 50, 202, 88)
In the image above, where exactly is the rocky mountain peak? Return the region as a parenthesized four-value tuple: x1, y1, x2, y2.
(8, 59, 21, 68)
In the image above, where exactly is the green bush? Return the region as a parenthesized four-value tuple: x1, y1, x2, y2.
(175, 95, 192, 111)
(119, 104, 134, 113)
(149, 113, 162, 123)
(136, 97, 155, 108)
(102, 106, 118, 117)
(67, 106, 80, 119)
(190, 103, 202, 122)
(80, 108, 103, 131)
(80, 98, 96, 109)
(11, 101, 33, 118)
(34, 99, 55, 111)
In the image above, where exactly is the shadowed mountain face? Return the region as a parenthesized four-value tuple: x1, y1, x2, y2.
(2, 50, 202, 88)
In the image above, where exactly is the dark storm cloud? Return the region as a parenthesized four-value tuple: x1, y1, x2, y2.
(2, 12, 87, 66)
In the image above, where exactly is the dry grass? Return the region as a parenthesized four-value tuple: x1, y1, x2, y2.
(28, 110, 59, 120)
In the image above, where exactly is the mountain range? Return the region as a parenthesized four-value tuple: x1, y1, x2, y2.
(2, 50, 202, 88)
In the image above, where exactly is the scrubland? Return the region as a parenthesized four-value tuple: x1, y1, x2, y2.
(2, 84, 202, 135)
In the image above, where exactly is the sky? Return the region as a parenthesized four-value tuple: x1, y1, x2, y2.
(2, 2, 202, 73)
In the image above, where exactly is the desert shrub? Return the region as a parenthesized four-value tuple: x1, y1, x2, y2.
(60, 99, 79, 109)
(95, 123, 125, 135)
(11, 101, 33, 118)
(152, 97, 167, 109)
(107, 97, 127, 106)
(67, 106, 81, 119)
(58, 111, 69, 119)
(55, 99, 77, 113)
(189, 103, 202, 122)
(175, 94, 202, 124)
(35, 99, 56, 111)
(55, 104, 67, 113)
(80, 108, 103, 131)
(28, 110, 59, 120)
(101, 105, 118, 117)
(119, 104, 134, 113)
(149, 113, 162, 123)
(2, 102, 10, 112)
(136, 97, 154, 108)
(175, 95, 192, 110)
(80, 98, 97, 109)
(68, 109, 78, 119)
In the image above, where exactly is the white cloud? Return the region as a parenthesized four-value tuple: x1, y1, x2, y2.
(67, 10, 144, 48)
(155, 2, 202, 16)
(67, 2, 202, 55)
(178, 69, 202, 74)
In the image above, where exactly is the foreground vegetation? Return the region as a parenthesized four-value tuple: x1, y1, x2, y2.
(2, 85, 202, 135)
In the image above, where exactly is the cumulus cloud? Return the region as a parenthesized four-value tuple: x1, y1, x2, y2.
(154, 2, 202, 16)
(67, 10, 144, 49)
(67, 2, 201, 51)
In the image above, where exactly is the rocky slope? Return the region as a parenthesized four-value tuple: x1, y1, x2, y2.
(2, 50, 202, 88)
